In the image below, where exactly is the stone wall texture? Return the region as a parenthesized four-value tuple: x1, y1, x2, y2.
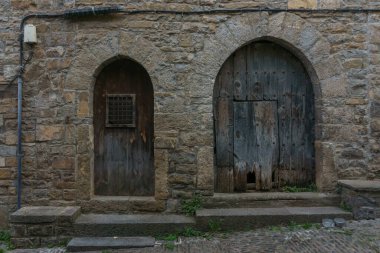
(1, 0, 380, 225)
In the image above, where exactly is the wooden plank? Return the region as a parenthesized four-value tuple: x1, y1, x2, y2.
(290, 60, 306, 186)
(254, 101, 279, 190)
(247, 43, 263, 100)
(233, 48, 247, 101)
(234, 161, 248, 192)
(215, 167, 234, 193)
(214, 55, 234, 193)
(233, 102, 256, 192)
(215, 98, 233, 167)
(216, 57, 234, 99)
(277, 48, 293, 187)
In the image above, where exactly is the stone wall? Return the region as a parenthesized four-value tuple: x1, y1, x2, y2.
(0, 0, 380, 225)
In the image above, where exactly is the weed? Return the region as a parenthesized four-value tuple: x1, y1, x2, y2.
(164, 241, 175, 250)
(181, 194, 202, 216)
(301, 222, 313, 229)
(287, 221, 319, 231)
(208, 219, 221, 233)
(161, 233, 178, 241)
(101, 250, 111, 253)
(340, 202, 352, 212)
(269, 226, 282, 232)
(282, 183, 317, 193)
(288, 221, 299, 231)
(180, 227, 204, 237)
(0, 230, 14, 250)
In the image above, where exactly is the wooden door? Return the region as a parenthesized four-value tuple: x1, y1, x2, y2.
(94, 59, 154, 196)
(214, 41, 315, 192)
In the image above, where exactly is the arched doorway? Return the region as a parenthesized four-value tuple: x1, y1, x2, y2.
(214, 41, 315, 193)
(94, 58, 154, 196)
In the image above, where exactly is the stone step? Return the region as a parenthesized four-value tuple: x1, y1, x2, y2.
(67, 236, 155, 252)
(74, 214, 196, 237)
(196, 206, 352, 230)
(202, 192, 341, 209)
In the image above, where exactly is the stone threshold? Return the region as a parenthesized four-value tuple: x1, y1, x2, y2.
(203, 192, 341, 208)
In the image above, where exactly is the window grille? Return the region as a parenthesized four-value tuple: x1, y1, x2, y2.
(106, 94, 136, 127)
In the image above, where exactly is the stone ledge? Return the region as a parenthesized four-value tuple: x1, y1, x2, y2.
(338, 180, 380, 192)
(10, 206, 81, 224)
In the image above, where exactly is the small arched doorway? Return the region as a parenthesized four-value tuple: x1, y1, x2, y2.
(214, 41, 315, 192)
(94, 58, 154, 196)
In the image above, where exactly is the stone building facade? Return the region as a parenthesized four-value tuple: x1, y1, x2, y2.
(0, 0, 380, 226)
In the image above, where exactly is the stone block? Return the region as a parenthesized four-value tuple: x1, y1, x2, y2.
(197, 147, 214, 192)
(36, 125, 64, 141)
(0, 115, 3, 127)
(0, 169, 12, 179)
(0, 205, 9, 228)
(26, 225, 54, 236)
(52, 157, 74, 170)
(288, 0, 317, 9)
(76, 125, 91, 154)
(320, 76, 347, 98)
(0, 145, 16, 156)
(77, 91, 89, 118)
(319, 0, 341, 8)
(10, 224, 26, 237)
(11, 237, 40, 248)
(0, 157, 4, 167)
(10, 206, 81, 224)
(369, 24, 380, 44)
(155, 150, 169, 200)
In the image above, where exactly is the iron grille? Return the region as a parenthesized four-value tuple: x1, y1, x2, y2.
(106, 94, 136, 127)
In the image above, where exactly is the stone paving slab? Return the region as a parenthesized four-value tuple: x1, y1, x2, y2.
(67, 237, 155, 252)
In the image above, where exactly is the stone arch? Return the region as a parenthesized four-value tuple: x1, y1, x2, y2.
(193, 12, 344, 191)
(65, 31, 170, 203)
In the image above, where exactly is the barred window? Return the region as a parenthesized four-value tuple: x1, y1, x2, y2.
(106, 94, 136, 127)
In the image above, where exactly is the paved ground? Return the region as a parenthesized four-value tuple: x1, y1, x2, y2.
(9, 219, 380, 253)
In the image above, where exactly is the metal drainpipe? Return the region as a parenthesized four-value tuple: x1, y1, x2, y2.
(16, 35, 23, 210)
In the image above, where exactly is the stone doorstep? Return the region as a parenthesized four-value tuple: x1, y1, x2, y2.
(203, 192, 341, 208)
(10, 206, 81, 224)
(196, 206, 352, 230)
(66, 236, 155, 252)
(338, 180, 380, 192)
(74, 214, 196, 237)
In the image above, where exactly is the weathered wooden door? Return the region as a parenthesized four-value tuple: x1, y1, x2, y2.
(214, 41, 315, 192)
(94, 58, 154, 196)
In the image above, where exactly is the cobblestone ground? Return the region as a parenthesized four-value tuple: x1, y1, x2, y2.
(10, 219, 380, 253)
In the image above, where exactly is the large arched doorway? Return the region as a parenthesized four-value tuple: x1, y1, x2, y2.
(214, 41, 315, 193)
(94, 58, 154, 196)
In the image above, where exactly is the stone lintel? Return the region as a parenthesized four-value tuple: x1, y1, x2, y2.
(338, 180, 380, 192)
(10, 206, 81, 224)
